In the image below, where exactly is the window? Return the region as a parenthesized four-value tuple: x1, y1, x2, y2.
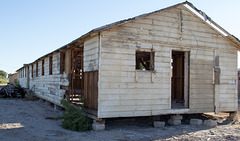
(31, 65, 33, 77)
(49, 56, 53, 75)
(27, 66, 29, 77)
(42, 60, 44, 76)
(36, 62, 38, 77)
(136, 50, 154, 70)
(25, 67, 27, 77)
(60, 52, 65, 74)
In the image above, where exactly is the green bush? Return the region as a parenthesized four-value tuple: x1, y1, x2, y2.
(60, 99, 92, 131)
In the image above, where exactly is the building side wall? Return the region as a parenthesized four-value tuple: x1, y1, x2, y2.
(98, 5, 238, 118)
(83, 35, 100, 114)
(218, 50, 238, 111)
(18, 52, 69, 105)
(9, 73, 18, 86)
(18, 68, 27, 88)
(84, 35, 99, 72)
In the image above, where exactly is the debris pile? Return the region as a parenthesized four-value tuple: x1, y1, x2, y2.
(0, 85, 25, 98)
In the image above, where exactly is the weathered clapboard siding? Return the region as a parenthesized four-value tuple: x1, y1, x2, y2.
(17, 52, 69, 105)
(18, 68, 28, 88)
(97, 5, 238, 118)
(84, 36, 99, 72)
(216, 45, 238, 111)
(188, 48, 214, 112)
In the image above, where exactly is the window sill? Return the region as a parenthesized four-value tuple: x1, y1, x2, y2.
(135, 70, 155, 73)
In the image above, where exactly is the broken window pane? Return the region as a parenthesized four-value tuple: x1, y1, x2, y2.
(136, 51, 154, 70)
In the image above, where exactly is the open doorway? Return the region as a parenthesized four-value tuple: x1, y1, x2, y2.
(70, 48, 84, 105)
(171, 51, 189, 109)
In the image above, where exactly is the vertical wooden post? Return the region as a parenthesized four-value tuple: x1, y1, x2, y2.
(65, 49, 71, 102)
(65, 49, 71, 74)
(81, 49, 84, 96)
(27, 66, 30, 89)
(214, 49, 220, 114)
(184, 51, 189, 107)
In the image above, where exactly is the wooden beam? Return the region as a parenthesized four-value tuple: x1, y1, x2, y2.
(65, 49, 71, 74)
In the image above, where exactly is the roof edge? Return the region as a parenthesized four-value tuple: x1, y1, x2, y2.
(185, 1, 240, 49)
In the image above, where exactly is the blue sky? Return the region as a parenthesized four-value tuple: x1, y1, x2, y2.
(1, 0, 239, 74)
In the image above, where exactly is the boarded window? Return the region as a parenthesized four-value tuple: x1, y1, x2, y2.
(36, 63, 38, 77)
(49, 56, 53, 75)
(136, 51, 154, 70)
(42, 60, 44, 76)
(60, 52, 65, 74)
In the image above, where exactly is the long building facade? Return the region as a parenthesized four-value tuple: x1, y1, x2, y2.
(17, 2, 239, 120)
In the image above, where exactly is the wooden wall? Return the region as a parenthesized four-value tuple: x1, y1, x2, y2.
(97, 5, 238, 118)
(84, 71, 98, 111)
(83, 35, 100, 115)
(9, 73, 17, 86)
(18, 68, 27, 88)
(218, 50, 238, 111)
(18, 52, 69, 105)
(84, 36, 99, 72)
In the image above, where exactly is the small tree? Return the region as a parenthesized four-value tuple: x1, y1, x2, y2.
(0, 70, 7, 78)
(60, 99, 92, 131)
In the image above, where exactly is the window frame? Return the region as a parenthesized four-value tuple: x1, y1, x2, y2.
(42, 59, 45, 76)
(135, 50, 155, 71)
(60, 52, 65, 74)
(49, 56, 53, 75)
(36, 62, 38, 77)
(31, 65, 33, 77)
(25, 67, 27, 77)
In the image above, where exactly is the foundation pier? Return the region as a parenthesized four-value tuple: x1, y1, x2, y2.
(92, 119, 105, 131)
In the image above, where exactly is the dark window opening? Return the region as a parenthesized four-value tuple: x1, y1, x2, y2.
(27, 66, 29, 77)
(25, 67, 26, 77)
(42, 60, 44, 76)
(136, 51, 154, 70)
(60, 52, 65, 74)
(36, 63, 38, 77)
(31, 65, 33, 77)
(49, 56, 53, 75)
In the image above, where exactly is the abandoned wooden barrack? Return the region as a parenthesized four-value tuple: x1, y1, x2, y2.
(17, 2, 239, 120)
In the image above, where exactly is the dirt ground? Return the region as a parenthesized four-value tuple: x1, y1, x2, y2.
(0, 98, 239, 141)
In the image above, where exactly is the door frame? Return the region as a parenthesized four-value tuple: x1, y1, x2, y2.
(69, 47, 84, 103)
(170, 49, 190, 109)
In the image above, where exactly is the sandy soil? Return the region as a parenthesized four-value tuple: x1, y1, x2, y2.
(0, 98, 239, 141)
